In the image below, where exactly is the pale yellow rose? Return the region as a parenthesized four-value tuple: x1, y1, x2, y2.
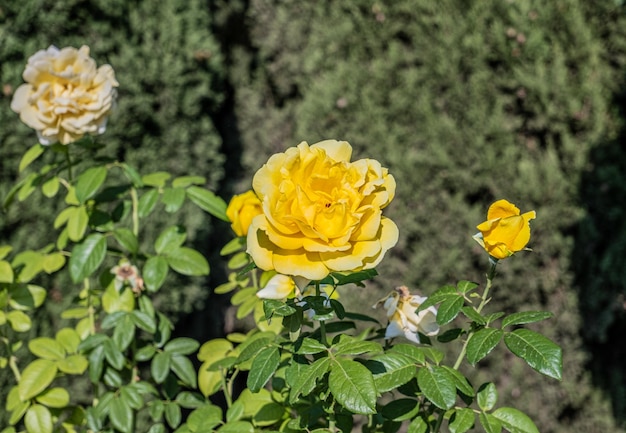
(375, 286, 439, 344)
(474, 199, 536, 260)
(247, 140, 399, 280)
(10, 45, 119, 145)
(226, 190, 264, 237)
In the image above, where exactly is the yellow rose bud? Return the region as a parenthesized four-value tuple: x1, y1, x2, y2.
(10, 45, 119, 145)
(226, 190, 263, 237)
(246, 140, 399, 281)
(474, 199, 536, 260)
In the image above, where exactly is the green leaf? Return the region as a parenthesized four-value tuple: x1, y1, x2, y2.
(41, 176, 60, 198)
(441, 365, 474, 397)
(407, 416, 429, 433)
(121, 163, 143, 187)
(142, 171, 171, 187)
(175, 392, 206, 409)
(187, 404, 223, 430)
(457, 280, 479, 294)
(449, 408, 476, 433)
(165, 338, 200, 355)
(165, 402, 182, 428)
(8, 284, 46, 310)
(171, 355, 198, 387)
(138, 189, 160, 218)
(42, 253, 65, 274)
(56, 327, 81, 353)
(19, 359, 58, 401)
(263, 299, 297, 319)
(88, 345, 105, 382)
(286, 357, 331, 403)
(502, 311, 554, 328)
(7, 310, 32, 332)
(56, 354, 89, 375)
(165, 247, 209, 276)
(479, 412, 502, 433)
(161, 187, 186, 213)
(417, 365, 456, 410)
(67, 205, 89, 241)
(418, 285, 459, 311)
(247, 346, 280, 392)
(436, 296, 465, 326)
(135, 345, 157, 362)
(477, 382, 498, 411)
(186, 186, 229, 221)
(69, 234, 107, 283)
(492, 407, 540, 433)
(132, 310, 157, 333)
(217, 421, 254, 433)
(329, 358, 376, 414)
(172, 175, 206, 188)
(388, 343, 426, 364)
(110, 395, 134, 433)
(296, 337, 328, 355)
(104, 339, 126, 370)
(504, 329, 562, 380)
(113, 228, 139, 255)
(75, 166, 107, 204)
(155, 226, 187, 255)
(19, 144, 45, 173)
(461, 306, 486, 325)
(0, 260, 13, 283)
(28, 337, 65, 360)
(102, 285, 135, 313)
(24, 404, 53, 433)
(12, 250, 44, 283)
(152, 352, 171, 383)
(143, 256, 169, 292)
(220, 237, 246, 255)
(332, 335, 383, 356)
(113, 315, 136, 350)
(120, 385, 144, 410)
(466, 328, 503, 365)
(35, 388, 70, 408)
(381, 398, 420, 421)
(367, 353, 417, 393)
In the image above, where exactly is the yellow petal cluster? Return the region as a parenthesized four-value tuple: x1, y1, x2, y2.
(377, 286, 439, 344)
(247, 140, 399, 280)
(10, 45, 119, 145)
(226, 190, 264, 237)
(474, 199, 536, 260)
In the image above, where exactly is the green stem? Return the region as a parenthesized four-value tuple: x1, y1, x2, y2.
(432, 408, 445, 433)
(130, 188, 139, 238)
(85, 279, 96, 335)
(316, 281, 328, 347)
(452, 261, 498, 370)
(64, 146, 73, 182)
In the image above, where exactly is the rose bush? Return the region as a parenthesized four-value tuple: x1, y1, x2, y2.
(10, 45, 118, 145)
(474, 199, 536, 260)
(226, 190, 264, 237)
(246, 140, 398, 280)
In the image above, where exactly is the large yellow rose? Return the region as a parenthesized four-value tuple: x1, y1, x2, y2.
(10, 45, 119, 145)
(226, 190, 263, 237)
(474, 199, 536, 260)
(247, 140, 399, 280)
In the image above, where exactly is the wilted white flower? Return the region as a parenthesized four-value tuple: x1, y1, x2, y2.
(111, 261, 143, 293)
(375, 285, 439, 344)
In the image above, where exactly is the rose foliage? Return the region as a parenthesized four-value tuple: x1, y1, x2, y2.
(1, 46, 561, 433)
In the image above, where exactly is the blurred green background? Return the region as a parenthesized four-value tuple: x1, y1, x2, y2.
(2, 1, 626, 431)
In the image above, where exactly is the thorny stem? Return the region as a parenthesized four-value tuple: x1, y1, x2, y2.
(452, 260, 498, 370)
